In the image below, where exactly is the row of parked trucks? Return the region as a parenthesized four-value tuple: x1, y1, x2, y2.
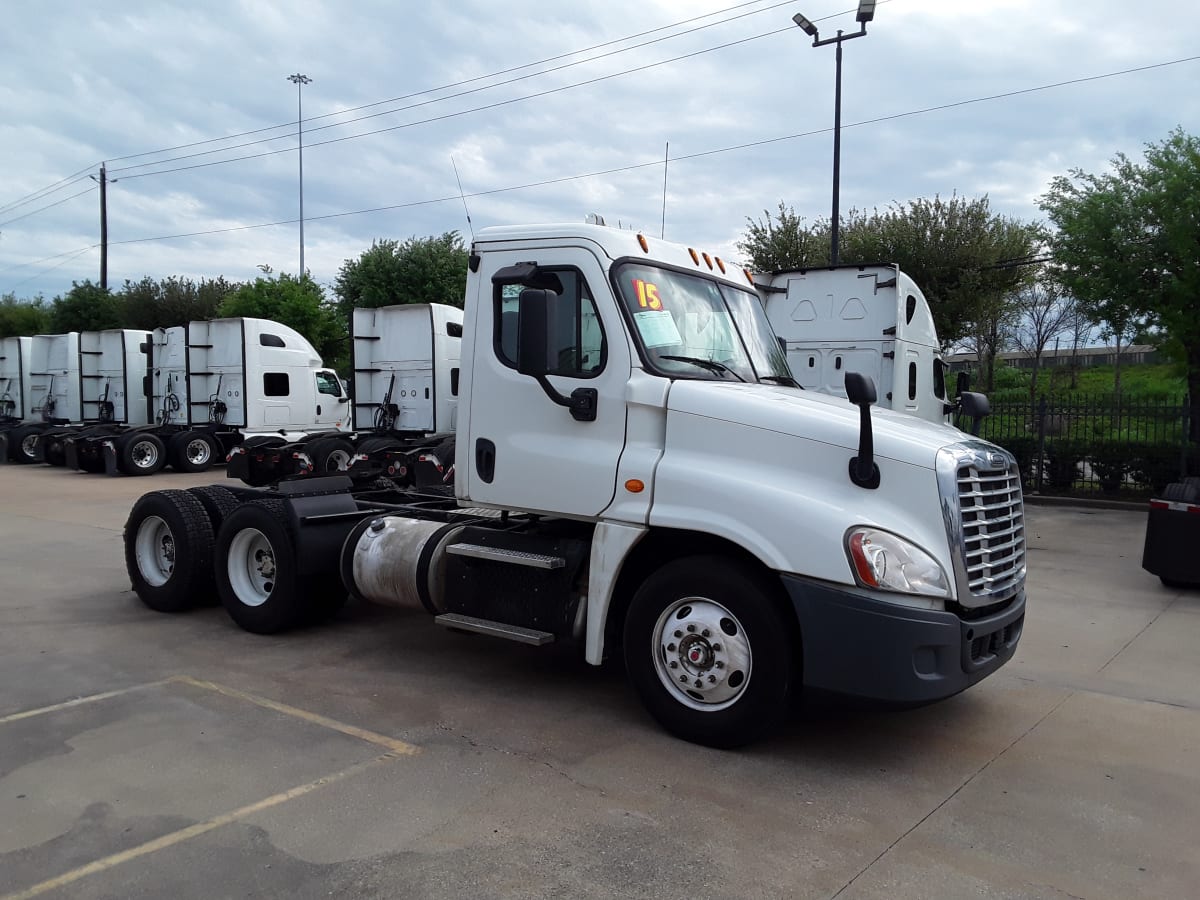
(106, 221, 1023, 748)
(2, 253, 979, 485)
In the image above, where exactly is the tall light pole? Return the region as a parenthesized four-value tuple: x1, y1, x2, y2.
(793, 1, 876, 265)
(286, 73, 312, 275)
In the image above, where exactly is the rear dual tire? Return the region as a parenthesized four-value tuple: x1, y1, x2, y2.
(124, 490, 216, 612)
(169, 431, 221, 473)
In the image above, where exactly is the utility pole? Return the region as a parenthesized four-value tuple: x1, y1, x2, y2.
(287, 73, 312, 276)
(90, 164, 110, 290)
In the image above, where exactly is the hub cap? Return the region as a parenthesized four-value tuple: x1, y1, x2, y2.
(185, 438, 211, 466)
(652, 597, 752, 711)
(131, 440, 159, 468)
(134, 515, 175, 587)
(227, 528, 276, 607)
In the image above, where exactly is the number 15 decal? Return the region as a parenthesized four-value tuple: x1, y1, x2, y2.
(632, 279, 663, 310)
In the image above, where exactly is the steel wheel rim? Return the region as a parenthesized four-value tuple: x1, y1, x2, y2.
(131, 440, 159, 468)
(20, 434, 38, 459)
(652, 596, 752, 711)
(185, 438, 211, 466)
(326, 449, 351, 471)
(227, 527, 275, 607)
(134, 515, 175, 587)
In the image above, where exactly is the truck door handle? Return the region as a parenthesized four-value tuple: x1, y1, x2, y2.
(475, 438, 496, 483)
(316, 404, 322, 415)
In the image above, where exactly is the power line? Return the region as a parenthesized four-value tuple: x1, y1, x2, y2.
(0, 169, 95, 218)
(0, 186, 97, 230)
(108, 0, 812, 178)
(4, 245, 97, 291)
(0, 0, 808, 209)
(113, 24, 799, 181)
(6, 52, 1195, 285)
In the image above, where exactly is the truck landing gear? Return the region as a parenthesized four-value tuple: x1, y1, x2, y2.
(623, 556, 795, 748)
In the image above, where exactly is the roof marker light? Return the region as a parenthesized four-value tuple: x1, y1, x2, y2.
(688, 248, 700, 265)
(715, 257, 726, 274)
(743, 267, 755, 285)
(637, 233, 649, 253)
(702, 252, 713, 270)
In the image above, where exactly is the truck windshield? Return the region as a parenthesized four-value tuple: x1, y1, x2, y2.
(614, 262, 793, 384)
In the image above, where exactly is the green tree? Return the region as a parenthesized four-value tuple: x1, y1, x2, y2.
(0, 293, 52, 338)
(738, 196, 1041, 349)
(121, 276, 238, 330)
(333, 232, 468, 319)
(1041, 127, 1200, 432)
(50, 280, 124, 332)
(218, 273, 346, 365)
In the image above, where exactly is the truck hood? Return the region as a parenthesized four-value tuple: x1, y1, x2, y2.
(666, 381, 970, 469)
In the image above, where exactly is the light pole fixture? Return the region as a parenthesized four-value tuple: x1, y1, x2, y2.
(793, 1, 876, 265)
(286, 73, 312, 276)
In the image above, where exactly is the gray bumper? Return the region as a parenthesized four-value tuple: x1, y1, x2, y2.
(782, 575, 1025, 704)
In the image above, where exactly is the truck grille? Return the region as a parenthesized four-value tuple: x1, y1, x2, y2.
(937, 444, 1026, 608)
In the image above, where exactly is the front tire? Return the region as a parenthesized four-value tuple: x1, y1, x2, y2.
(124, 490, 215, 611)
(623, 556, 795, 748)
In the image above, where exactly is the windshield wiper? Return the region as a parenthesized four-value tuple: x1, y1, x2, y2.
(659, 355, 746, 382)
(758, 374, 802, 388)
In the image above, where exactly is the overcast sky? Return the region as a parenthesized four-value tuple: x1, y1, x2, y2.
(1, 0, 1197, 301)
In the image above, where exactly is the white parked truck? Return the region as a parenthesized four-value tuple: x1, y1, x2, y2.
(124, 222, 1025, 748)
(68, 317, 350, 476)
(226, 303, 462, 486)
(757, 264, 966, 426)
(0, 336, 32, 434)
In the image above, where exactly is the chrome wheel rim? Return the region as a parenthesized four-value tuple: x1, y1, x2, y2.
(185, 438, 211, 466)
(131, 440, 159, 469)
(652, 597, 752, 711)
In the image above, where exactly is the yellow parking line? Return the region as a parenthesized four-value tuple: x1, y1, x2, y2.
(168, 675, 419, 756)
(0, 680, 172, 726)
(0, 751, 403, 900)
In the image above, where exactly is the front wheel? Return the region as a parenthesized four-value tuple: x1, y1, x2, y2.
(623, 556, 796, 748)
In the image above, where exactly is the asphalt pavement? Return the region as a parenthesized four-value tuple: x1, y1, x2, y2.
(0, 464, 1196, 899)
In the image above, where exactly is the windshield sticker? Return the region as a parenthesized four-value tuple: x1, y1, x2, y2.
(634, 310, 681, 348)
(632, 278, 664, 310)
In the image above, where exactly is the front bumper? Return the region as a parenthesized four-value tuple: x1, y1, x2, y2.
(783, 575, 1025, 704)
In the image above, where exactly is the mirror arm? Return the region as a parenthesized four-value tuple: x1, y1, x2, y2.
(533, 376, 597, 423)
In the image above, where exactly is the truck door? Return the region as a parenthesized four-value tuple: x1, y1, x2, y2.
(465, 248, 630, 517)
(312, 369, 348, 429)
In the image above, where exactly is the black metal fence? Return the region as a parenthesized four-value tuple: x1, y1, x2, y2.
(976, 393, 1195, 497)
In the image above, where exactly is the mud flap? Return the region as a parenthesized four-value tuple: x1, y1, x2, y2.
(0, 432, 9, 464)
(104, 439, 122, 475)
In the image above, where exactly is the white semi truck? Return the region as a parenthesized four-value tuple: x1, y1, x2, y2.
(226, 303, 462, 486)
(124, 222, 1025, 747)
(67, 317, 350, 475)
(0, 336, 32, 437)
(757, 264, 969, 427)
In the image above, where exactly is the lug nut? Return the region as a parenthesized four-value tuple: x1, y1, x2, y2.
(687, 624, 696, 632)
(674, 630, 683, 638)
(694, 678, 703, 688)
(667, 643, 676, 652)
(669, 661, 678, 669)
(702, 629, 710, 637)
(679, 675, 688, 683)
(708, 675, 716, 683)
(712, 643, 722, 652)
(716, 661, 725, 669)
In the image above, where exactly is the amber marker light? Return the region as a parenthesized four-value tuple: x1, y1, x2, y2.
(702, 252, 713, 270)
(715, 257, 726, 273)
(688, 248, 700, 265)
(625, 479, 645, 493)
(743, 267, 755, 285)
(637, 233, 649, 253)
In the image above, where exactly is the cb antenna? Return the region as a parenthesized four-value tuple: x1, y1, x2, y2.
(450, 156, 474, 240)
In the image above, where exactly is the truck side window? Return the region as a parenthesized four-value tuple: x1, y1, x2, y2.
(264, 373, 290, 396)
(494, 268, 606, 378)
(908, 362, 918, 401)
(315, 371, 342, 397)
(933, 358, 947, 400)
(260, 334, 286, 348)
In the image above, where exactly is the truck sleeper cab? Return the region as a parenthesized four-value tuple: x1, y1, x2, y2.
(125, 223, 1026, 748)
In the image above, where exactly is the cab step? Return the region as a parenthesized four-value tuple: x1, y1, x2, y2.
(434, 613, 554, 645)
(445, 542, 565, 569)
